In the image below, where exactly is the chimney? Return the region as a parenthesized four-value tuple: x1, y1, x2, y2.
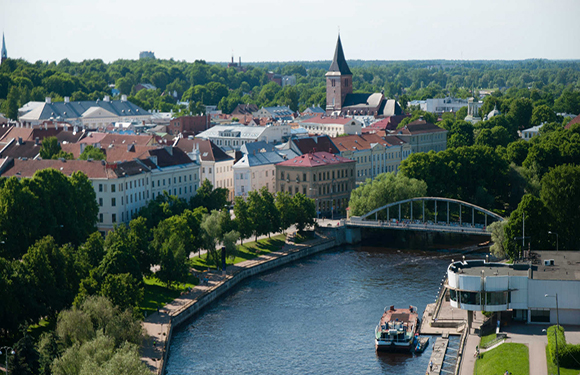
(121, 94, 127, 102)
(103, 95, 110, 102)
(45, 97, 51, 104)
(64, 96, 69, 104)
(35, 137, 39, 146)
(44, 123, 48, 130)
(17, 137, 23, 145)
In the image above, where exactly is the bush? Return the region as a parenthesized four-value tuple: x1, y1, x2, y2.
(547, 325, 580, 369)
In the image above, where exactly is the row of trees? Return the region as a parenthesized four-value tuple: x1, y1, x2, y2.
(2, 56, 580, 119)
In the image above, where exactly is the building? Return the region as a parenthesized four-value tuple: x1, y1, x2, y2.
(386, 119, 447, 154)
(281, 75, 296, 87)
(134, 83, 157, 93)
(0, 146, 199, 233)
(19, 96, 151, 128)
(233, 142, 297, 198)
(420, 97, 471, 114)
(174, 138, 235, 200)
(521, 124, 543, 141)
(303, 105, 326, 115)
(447, 251, 580, 325)
(252, 106, 294, 121)
(290, 135, 339, 155)
(297, 114, 362, 137)
(484, 104, 501, 121)
(231, 104, 259, 116)
(195, 123, 291, 151)
(275, 151, 356, 218)
(331, 134, 409, 183)
(325, 35, 402, 118)
(168, 115, 212, 136)
(139, 51, 156, 60)
(1, 33, 7, 64)
(565, 114, 580, 129)
(464, 98, 482, 124)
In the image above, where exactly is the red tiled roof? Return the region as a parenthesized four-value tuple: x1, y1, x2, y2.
(0, 127, 34, 144)
(276, 151, 354, 168)
(395, 120, 446, 135)
(79, 132, 108, 144)
(298, 113, 357, 125)
(565, 114, 580, 129)
(0, 159, 114, 179)
(331, 134, 389, 152)
(100, 134, 155, 147)
(292, 136, 339, 154)
(104, 144, 157, 163)
(60, 143, 83, 159)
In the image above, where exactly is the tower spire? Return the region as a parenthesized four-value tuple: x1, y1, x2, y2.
(328, 34, 351, 75)
(1, 33, 7, 64)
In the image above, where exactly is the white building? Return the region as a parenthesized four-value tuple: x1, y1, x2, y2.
(233, 141, 298, 198)
(0, 147, 200, 234)
(331, 134, 410, 183)
(297, 114, 362, 137)
(521, 124, 543, 141)
(386, 119, 448, 154)
(195, 124, 291, 151)
(174, 138, 235, 200)
(447, 251, 580, 325)
(420, 97, 474, 114)
(19, 96, 151, 128)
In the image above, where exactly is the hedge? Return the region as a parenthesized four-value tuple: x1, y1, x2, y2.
(547, 325, 580, 369)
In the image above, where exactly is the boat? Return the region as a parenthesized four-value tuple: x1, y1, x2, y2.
(414, 336, 430, 353)
(375, 305, 419, 351)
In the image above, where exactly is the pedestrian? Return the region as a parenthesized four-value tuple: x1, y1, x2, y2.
(429, 360, 433, 371)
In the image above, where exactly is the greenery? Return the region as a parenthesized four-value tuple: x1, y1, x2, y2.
(79, 145, 106, 160)
(546, 345, 579, 375)
(547, 325, 580, 370)
(475, 343, 529, 375)
(39, 137, 73, 160)
(479, 333, 497, 348)
(140, 275, 198, 315)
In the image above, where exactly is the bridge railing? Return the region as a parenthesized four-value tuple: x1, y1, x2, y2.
(346, 218, 491, 235)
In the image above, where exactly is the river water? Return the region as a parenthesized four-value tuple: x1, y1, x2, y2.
(166, 243, 460, 375)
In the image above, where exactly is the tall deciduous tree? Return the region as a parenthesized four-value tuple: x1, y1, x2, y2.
(79, 145, 106, 160)
(275, 192, 296, 233)
(39, 136, 63, 160)
(292, 193, 316, 232)
(233, 197, 252, 243)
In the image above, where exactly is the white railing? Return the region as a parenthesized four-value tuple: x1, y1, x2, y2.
(346, 219, 491, 236)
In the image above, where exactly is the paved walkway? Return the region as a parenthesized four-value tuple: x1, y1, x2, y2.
(140, 233, 332, 373)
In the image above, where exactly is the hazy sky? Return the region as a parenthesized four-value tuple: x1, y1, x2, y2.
(1, 0, 579, 64)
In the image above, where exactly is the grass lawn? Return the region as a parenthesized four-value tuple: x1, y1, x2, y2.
(189, 234, 286, 271)
(479, 333, 498, 348)
(476, 343, 529, 375)
(293, 230, 315, 244)
(140, 274, 199, 315)
(545, 345, 580, 375)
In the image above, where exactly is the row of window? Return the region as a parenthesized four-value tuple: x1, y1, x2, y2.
(357, 164, 398, 177)
(449, 290, 511, 306)
(236, 170, 275, 180)
(153, 174, 197, 188)
(279, 182, 351, 196)
(280, 169, 353, 182)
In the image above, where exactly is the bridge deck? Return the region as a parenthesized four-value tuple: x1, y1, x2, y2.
(346, 220, 491, 236)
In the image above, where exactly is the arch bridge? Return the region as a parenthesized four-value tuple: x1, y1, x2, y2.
(347, 197, 505, 236)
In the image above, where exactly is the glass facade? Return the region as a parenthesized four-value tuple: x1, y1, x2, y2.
(449, 289, 511, 306)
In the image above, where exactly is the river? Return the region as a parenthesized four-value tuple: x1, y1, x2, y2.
(166, 242, 462, 375)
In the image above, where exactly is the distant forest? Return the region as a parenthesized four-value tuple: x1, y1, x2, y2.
(1, 57, 579, 119)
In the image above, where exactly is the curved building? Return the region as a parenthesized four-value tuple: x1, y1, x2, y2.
(447, 251, 580, 324)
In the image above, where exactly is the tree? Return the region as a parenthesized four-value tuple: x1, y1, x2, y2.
(152, 214, 191, 286)
(79, 145, 106, 160)
(540, 164, 580, 250)
(39, 136, 62, 160)
(190, 179, 229, 212)
(1, 85, 19, 120)
(509, 98, 533, 130)
(260, 187, 280, 237)
(475, 126, 510, 148)
(488, 221, 507, 258)
(200, 210, 228, 269)
(233, 197, 253, 243)
(507, 140, 532, 166)
(292, 193, 316, 232)
(100, 273, 143, 312)
(275, 192, 296, 233)
(531, 104, 556, 126)
(247, 190, 268, 241)
(37, 331, 60, 375)
(9, 328, 39, 375)
(349, 172, 427, 218)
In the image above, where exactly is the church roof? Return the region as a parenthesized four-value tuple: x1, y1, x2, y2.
(1, 33, 7, 59)
(328, 35, 352, 75)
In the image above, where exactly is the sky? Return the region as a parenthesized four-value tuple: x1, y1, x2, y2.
(1, 0, 579, 64)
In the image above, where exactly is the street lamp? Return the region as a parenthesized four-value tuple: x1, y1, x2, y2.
(542, 328, 560, 375)
(0, 347, 15, 375)
(545, 293, 560, 327)
(548, 231, 559, 252)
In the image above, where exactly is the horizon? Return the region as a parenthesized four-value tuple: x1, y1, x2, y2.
(1, 0, 579, 63)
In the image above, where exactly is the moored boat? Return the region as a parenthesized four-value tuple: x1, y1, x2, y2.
(375, 305, 419, 351)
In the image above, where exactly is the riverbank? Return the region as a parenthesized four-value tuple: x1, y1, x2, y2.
(140, 227, 349, 374)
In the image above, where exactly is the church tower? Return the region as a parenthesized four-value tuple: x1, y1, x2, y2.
(1, 33, 7, 64)
(326, 35, 352, 114)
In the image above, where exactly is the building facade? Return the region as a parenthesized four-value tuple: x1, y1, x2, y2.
(447, 252, 580, 325)
(297, 115, 362, 137)
(275, 152, 356, 218)
(386, 119, 447, 154)
(195, 124, 291, 150)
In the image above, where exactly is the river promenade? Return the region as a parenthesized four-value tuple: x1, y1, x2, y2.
(140, 228, 344, 374)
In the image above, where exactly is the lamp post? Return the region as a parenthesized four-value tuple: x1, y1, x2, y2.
(543, 328, 560, 375)
(0, 346, 15, 375)
(548, 231, 558, 252)
(545, 293, 560, 327)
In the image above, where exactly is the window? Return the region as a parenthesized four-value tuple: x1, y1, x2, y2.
(99, 213, 103, 223)
(265, 171, 268, 177)
(174, 177, 176, 184)
(295, 186, 299, 194)
(163, 179, 166, 186)
(112, 214, 116, 223)
(139, 192, 141, 200)
(99, 184, 103, 192)
(303, 173, 307, 182)
(179, 176, 182, 183)
(130, 181, 132, 189)
(121, 197, 123, 205)
(111, 198, 116, 206)
(313, 174, 317, 182)
(99, 198, 103, 207)
(303, 186, 307, 194)
(281, 171, 285, 180)
(111, 184, 116, 193)
(331, 80, 336, 87)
